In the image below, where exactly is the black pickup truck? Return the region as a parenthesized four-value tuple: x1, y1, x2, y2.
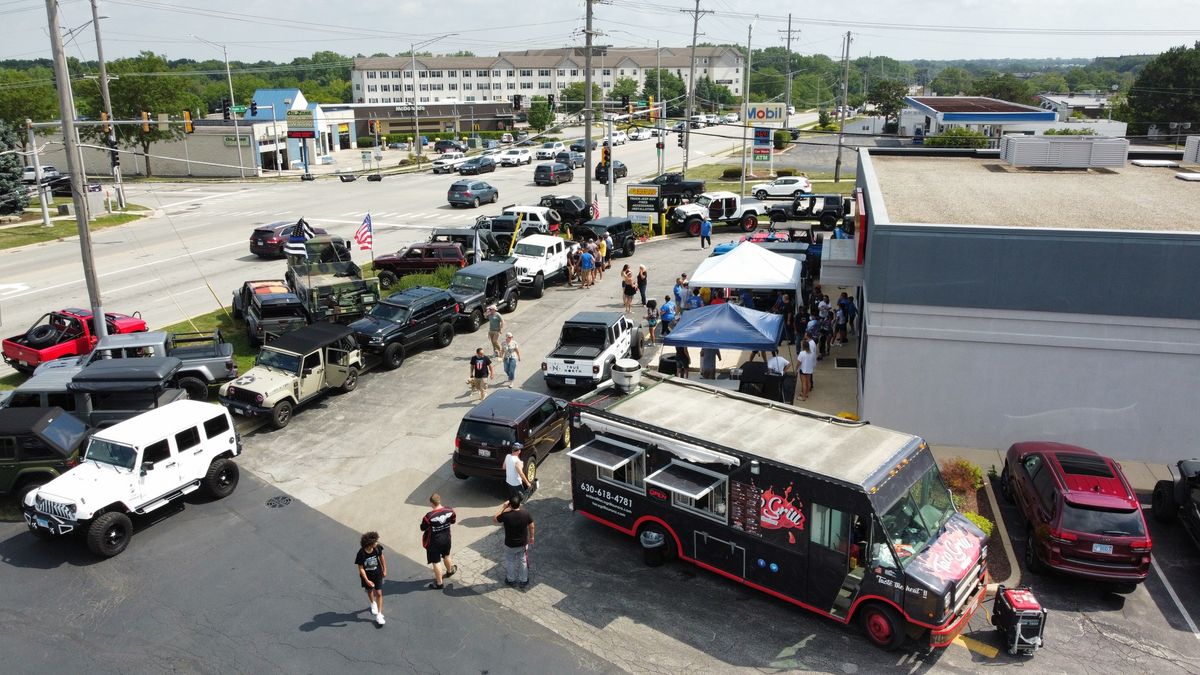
(635, 172, 706, 201)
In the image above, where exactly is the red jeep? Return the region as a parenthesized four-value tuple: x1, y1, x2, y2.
(2, 308, 148, 373)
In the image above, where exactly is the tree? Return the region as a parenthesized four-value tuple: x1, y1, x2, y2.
(560, 81, 602, 114)
(0, 68, 59, 149)
(0, 120, 29, 215)
(695, 76, 735, 108)
(867, 79, 908, 123)
(1027, 72, 1069, 94)
(971, 72, 1033, 104)
(1127, 42, 1200, 134)
(526, 95, 553, 131)
(929, 67, 974, 96)
(608, 77, 639, 100)
(923, 126, 989, 148)
(639, 69, 686, 116)
(817, 109, 831, 128)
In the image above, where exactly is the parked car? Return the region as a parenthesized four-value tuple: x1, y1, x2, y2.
(249, 221, 332, 258)
(594, 160, 627, 184)
(447, 261, 520, 331)
(452, 388, 568, 483)
(2, 308, 147, 374)
(372, 242, 468, 290)
(541, 311, 642, 390)
(570, 138, 598, 152)
(538, 194, 592, 227)
(349, 286, 457, 370)
(554, 150, 586, 168)
(603, 130, 628, 146)
(569, 216, 637, 257)
(704, 114, 720, 125)
(535, 141, 565, 159)
(499, 148, 532, 166)
(634, 172, 705, 200)
(458, 156, 497, 175)
(0, 407, 89, 504)
(1152, 459, 1200, 550)
(447, 179, 499, 208)
(434, 139, 465, 153)
(534, 162, 574, 186)
(500, 205, 562, 234)
(768, 193, 853, 231)
(723, 112, 740, 123)
(1001, 442, 1152, 590)
(670, 192, 769, 236)
(751, 176, 814, 200)
(508, 233, 577, 298)
(22, 165, 61, 185)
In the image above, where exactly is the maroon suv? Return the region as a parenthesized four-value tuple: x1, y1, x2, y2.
(372, 242, 467, 290)
(1002, 442, 1152, 589)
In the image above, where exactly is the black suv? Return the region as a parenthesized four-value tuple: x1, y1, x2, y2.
(451, 388, 568, 484)
(570, 216, 637, 257)
(594, 160, 628, 184)
(534, 162, 574, 186)
(538, 194, 592, 227)
(349, 287, 458, 370)
(448, 261, 520, 331)
(434, 139, 465, 153)
(0, 407, 89, 504)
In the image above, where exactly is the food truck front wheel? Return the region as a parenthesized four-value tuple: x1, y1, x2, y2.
(858, 602, 905, 650)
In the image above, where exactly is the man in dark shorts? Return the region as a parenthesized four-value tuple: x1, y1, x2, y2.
(355, 531, 388, 625)
(494, 496, 535, 588)
(420, 493, 458, 590)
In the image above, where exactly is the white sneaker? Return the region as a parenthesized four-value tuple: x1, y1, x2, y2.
(369, 601, 378, 614)
(376, 613, 386, 626)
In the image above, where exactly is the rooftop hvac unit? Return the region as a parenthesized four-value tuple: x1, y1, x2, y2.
(1000, 135, 1128, 168)
(1185, 136, 1200, 164)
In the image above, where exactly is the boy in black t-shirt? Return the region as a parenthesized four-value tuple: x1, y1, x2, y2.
(494, 497, 536, 588)
(355, 531, 388, 625)
(420, 493, 458, 590)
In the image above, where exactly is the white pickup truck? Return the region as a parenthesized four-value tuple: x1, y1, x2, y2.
(542, 312, 643, 390)
(669, 191, 771, 237)
(431, 152, 469, 174)
(509, 234, 578, 298)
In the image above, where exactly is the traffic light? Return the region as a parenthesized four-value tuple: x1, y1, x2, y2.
(100, 111, 110, 134)
(547, 94, 555, 111)
(602, 146, 610, 164)
(108, 136, 120, 167)
(222, 99, 231, 120)
(513, 94, 523, 111)
(677, 131, 685, 148)
(655, 141, 664, 151)
(141, 111, 150, 132)
(250, 100, 258, 116)
(182, 110, 194, 134)
(621, 94, 630, 108)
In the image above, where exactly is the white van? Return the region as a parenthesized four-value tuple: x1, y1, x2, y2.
(689, 114, 707, 128)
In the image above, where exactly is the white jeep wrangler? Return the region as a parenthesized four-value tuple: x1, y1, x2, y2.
(542, 312, 643, 390)
(22, 400, 242, 558)
(510, 234, 577, 298)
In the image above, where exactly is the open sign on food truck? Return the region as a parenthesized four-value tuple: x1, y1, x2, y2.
(566, 372, 987, 651)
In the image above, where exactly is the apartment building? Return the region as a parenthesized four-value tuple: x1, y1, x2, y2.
(350, 46, 744, 106)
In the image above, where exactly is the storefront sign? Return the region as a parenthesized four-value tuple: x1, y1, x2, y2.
(626, 184, 659, 213)
(223, 135, 250, 147)
(752, 147, 772, 162)
(743, 103, 786, 124)
(392, 105, 426, 113)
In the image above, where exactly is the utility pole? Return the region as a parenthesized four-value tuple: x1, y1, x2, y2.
(583, 0, 595, 209)
(606, 115, 614, 218)
(194, 36, 245, 178)
(411, 47, 421, 159)
(90, 0, 124, 208)
(656, 39, 664, 175)
(739, 20, 756, 197)
(45, 0, 107, 340)
(26, 121, 52, 228)
(680, 0, 711, 176)
(780, 14, 800, 123)
(834, 31, 852, 183)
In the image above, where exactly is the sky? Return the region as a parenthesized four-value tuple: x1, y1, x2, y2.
(5, 0, 1200, 65)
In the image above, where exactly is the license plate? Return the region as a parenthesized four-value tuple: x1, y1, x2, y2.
(1092, 543, 1113, 554)
(255, 240, 264, 245)
(232, 405, 250, 416)
(478, 449, 492, 458)
(36, 517, 48, 528)
(565, 378, 576, 386)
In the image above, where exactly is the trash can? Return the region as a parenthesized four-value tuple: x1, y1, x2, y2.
(57, 204, 71, 216)
(658, 353, 678, 376)
(640, 530, 666, 567)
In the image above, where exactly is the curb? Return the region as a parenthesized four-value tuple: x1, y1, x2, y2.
(982, 476, 1021, 592)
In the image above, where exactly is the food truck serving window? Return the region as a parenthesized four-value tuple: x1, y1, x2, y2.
(646, 462, 728, 522)
(568, 436, 646, 490)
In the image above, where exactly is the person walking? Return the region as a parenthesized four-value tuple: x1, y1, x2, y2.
(636, 265, 648, 306)
(621, 265, 637, 313)
(579, 246, 595, 288)
(503, 443, 532, 502)
(500, 332, 521, 386)
(604, 232, 614, 269)
(845, 296, 858, 337)
(699, 217, 712, 249)
(645, 299, 660, 345)
(797, 340, 816, 401)
(486, 305, 504, 357)
(420, 493, 458, 590)
(355, 531, 388, 625)
(494, 497, 535, 588)
(468, 347, 493, 401)
(660, 295, 677, 337)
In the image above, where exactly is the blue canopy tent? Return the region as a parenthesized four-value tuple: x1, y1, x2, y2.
(662, 303, 783, 350)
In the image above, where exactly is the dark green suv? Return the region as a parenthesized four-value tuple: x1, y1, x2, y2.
(0, 407, 90, 504)
(349, 287, 459, 370)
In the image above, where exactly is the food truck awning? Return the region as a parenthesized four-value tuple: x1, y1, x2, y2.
(646, 461, 726, 500)
(567, 437, 641, 471)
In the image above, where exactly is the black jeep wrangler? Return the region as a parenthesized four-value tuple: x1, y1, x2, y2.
(349, 287, 459, 370)
(769, 193, 853, 231)
(539, 195, 592, 226)
(447, 261, 520, 331)
(569, 217, 637, 257)
(1153, 459, 1200, 550)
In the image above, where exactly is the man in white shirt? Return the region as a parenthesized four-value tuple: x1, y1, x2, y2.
(767, 352, 790, 375)
(503, 443, 532, 502)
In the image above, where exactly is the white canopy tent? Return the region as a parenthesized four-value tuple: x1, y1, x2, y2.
(689, 241, 802, 292)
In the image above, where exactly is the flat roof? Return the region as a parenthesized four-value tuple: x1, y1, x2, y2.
(908, 96, 1046, 114)
(597, 377, 921, 487)
(870, 155, 1200, 231)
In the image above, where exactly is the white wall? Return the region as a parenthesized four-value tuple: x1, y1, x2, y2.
(860, 302, 1200, 463)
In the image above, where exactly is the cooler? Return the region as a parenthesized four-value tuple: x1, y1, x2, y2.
(991, 585, 1047, 656)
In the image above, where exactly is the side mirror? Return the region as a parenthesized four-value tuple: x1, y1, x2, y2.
(302, 368, 313, 376)
(140, 461, 153, 475)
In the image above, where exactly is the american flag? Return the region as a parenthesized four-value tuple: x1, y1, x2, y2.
(591, 195, 600, 219)
(354, 213, 373, 251)
(283, 218, 316, 257)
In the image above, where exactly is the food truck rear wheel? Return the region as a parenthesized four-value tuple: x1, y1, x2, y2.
(858, 602, 904, 650)
(637, 524, 676, 561)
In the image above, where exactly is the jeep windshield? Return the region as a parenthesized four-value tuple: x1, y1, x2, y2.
(695, 195, 714, 208)
(368, 302, 411, 323)
(880, 464, 956, 566)
(84, 438, 137, 470)
(261, 305, 307, 319)
(513, 243, 546, 257)
(559, 323, 607, 347)
(459, 420, 517, 446)
(1061, 502, 1146, 537)
(256, 348, 301, 374)
(450, 274, 486, 292)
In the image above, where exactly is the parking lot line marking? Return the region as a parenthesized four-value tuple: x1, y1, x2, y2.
(953, 634, 999, 658)
(1151, 557, 1200, 641)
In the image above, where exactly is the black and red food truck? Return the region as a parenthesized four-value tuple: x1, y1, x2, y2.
(567, 373, 987, 650)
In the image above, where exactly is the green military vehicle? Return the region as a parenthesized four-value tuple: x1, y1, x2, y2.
(285, 236, 381, 324)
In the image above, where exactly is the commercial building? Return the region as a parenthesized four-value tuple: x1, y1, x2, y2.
(839, 148, 1200, 463)
(1037, 91, 1117, 120)
(350, 46, 744, 106)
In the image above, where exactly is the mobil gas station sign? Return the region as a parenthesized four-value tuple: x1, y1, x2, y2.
(743, 103, 786, 125)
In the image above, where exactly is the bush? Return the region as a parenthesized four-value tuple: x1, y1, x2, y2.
(721, 167, 742, 179)
(775, 168, 795, 177)
(963, 512, 994, 537)
(923, 127, 989, 149)
(773, 129, 790, 150)
(357, 136, 375, 148)
(883, 121, 898, 134)
(941, 458, 984, 494)
(818, 109, 831, 128)
(395, 265, 459, 291)
(951, 493, 966, 511)
(1044, 128, 1096, 136)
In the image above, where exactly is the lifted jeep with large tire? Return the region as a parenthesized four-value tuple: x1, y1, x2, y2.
(22, 401, 242, 558)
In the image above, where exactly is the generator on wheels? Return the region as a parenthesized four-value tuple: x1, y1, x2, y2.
(991, 585, 1047, 656)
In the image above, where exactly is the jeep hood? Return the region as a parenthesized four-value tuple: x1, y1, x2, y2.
(36, 460, 129, 507)
(349, 315, 398, 338)
(226, 367, 296, 395)
(448, 288, 484, 305)
(32, 357, 86, 376)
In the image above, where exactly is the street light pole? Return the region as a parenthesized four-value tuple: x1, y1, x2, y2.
(90, 0, 124, 208)
(680, 0, 711, 177)
(739, 19, 756, 197)
(583, 0, 595, 210)
(194, 35, 245, 178)
(410, 33, 457, 160)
